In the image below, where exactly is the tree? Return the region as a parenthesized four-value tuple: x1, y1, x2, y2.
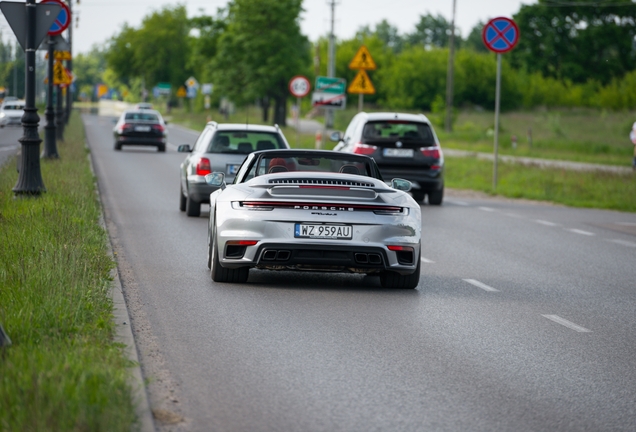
(406, 13, 461, 50)
(212, 0, 310, 125)
(511, 0, 636, 85)
(106, 5, 193, 90)
(73, 46, 107, 101)
(464, 21, 489, 53)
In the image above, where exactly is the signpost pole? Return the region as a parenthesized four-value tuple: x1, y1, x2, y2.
(358, 94, 363, 112)
(296, 96, 300, 147)
(13, 0, 45, 195)
(493, 53, 501, 191)
(56, 82, 64, 140)
(42, 36, 57, 158)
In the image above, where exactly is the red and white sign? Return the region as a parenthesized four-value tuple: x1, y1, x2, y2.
(289, 75, 311, 98)
(42, 0, 71, 36)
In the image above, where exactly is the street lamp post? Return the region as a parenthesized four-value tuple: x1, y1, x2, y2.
(13, 0, 45, 195)
(42, 35, 58, 159)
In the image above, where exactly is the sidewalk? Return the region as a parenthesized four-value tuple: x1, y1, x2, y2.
(443, 149, 633, 174)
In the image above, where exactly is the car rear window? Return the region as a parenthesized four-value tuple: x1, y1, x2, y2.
(362, 121, 435, 146)
(206, 131, 286, 154)
(124, 112, 159, 122)
(3, 105, 23, 111)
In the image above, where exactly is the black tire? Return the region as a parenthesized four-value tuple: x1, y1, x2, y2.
(412, 190, 425, 203)
(210, 219, 249, 283)
(114, 142, 122, 151)
(380, 253, 421, 289)
(185, 195, 201, 217)
(428, 186, 444, 206)
(179, 185, 187, 212)
(157, 145, 166, 152)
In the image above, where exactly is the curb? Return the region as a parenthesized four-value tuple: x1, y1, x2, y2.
(84, 130, 156, 432)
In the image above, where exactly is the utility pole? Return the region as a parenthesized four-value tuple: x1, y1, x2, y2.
(444, 0, 457, 133)
(325, 0, 336, 129)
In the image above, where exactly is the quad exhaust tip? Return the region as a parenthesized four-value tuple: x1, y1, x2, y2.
(354, 253, 382, 265)
(262, 250, 291, 261)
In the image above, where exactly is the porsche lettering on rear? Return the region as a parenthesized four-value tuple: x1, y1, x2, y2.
(295, 205, 354, 211)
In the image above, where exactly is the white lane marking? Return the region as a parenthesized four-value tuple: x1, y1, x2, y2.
(463, 279, 499, 292)
(447, 200, 469, 206)
(535, 219, 558, 227)
(479, 207, 496, 212)
(542, 315, 592, 333)
(609, 239, 636, 248)
(420, 257, 435, 264)
(567, 228, 595, 236)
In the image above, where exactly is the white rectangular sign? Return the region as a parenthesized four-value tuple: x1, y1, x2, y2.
(311, 91, 346, 110)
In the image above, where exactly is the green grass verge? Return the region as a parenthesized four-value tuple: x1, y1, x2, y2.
(445, 155, 636, 212)
(0, 114, 137, 431)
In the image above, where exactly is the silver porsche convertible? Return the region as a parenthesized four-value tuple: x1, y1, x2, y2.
(205, 149, 422, 289)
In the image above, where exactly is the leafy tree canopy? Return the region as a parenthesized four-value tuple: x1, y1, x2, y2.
(105, 5, 193, 89)
(511, 0, 636, 84)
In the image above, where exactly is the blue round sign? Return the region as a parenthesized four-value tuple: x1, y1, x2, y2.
(482, 17, 519, 54)
(42, 0, 71, 36)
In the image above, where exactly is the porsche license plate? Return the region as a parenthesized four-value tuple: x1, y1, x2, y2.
(383, 148, 413, 157)
(134, 126, 151, 132)
(295, 224, 352, 240)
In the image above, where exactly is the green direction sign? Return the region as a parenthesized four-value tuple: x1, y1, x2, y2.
(315, 76, 346, 94)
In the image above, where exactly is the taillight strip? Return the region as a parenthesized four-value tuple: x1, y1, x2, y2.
(241, 201, 402, 212)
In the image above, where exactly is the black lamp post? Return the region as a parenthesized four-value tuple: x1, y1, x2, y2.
(42, 35, 58, 159)
(55, 83, 64, 140)
(13, 0, 45, 195)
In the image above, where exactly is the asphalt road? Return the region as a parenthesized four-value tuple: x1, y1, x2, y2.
(84, 113, 636, 432)
(0, 125, 21, 169)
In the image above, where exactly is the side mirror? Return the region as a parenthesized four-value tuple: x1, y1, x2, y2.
(164, 120, 169, 125)
(205, 172, 226, 189)
(177, 144, 192, 153)
(329, 131, 342, 142)
(391, 178, 412, 192)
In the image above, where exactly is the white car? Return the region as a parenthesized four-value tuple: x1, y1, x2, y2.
(0, 100, 25, 127)
(205, 149, 422, 288)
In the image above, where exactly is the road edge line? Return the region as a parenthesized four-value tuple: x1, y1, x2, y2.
(83, 117, 156, 432)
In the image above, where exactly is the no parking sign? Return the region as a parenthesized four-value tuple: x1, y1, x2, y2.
(482, 17, 519, 54)
(482, 17, 520, 190)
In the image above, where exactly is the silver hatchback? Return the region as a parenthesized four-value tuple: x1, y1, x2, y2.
(178, 122, 291, 217)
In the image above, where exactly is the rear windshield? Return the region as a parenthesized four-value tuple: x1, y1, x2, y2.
(206, 131, 286, 154)
(362, 121, 435, 146)
(2, 105, 23, 111)
(125, 112, 159, 122)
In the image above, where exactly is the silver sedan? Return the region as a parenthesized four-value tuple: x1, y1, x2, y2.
(205, 149, 422, 289)
(178, 122, 290, 216)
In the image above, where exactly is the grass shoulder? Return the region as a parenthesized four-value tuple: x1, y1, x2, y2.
(0, 113, 137, 431)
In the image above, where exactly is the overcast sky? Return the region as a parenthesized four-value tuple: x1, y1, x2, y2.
(1, 0, 536, 54)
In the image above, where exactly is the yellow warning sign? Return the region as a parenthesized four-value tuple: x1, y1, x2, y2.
(55, 51, 72, 61)
(53, 60, 72, 86)
(348, 70, 375, 95)
(177, 86, 187, 98)
(349, 45, 376, 70)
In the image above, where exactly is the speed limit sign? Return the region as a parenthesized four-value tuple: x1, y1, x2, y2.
(289, 76, 311, 98)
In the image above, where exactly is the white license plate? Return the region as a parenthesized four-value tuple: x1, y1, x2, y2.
(294, 224, 352, 240)
(227, 164, 240, 175)
(134, 126, 151, 132)
(383, 148, 413, 157)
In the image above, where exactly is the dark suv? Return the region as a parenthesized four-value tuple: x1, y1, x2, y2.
(331, 112, 444, 205)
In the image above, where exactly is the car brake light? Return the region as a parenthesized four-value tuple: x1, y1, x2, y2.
(388, 245, 414, 252)
(196, 157, 212, 175)
(420, 147, 440, 159)
(117, 123, 131, 134)
(226, 240, 258, 246)
(152, 124, 165, 133)
(352, 142, 377, 155)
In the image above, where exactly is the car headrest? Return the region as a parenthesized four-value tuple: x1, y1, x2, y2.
(238, 142, 253, 153)
(257, 140, 275, 151)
